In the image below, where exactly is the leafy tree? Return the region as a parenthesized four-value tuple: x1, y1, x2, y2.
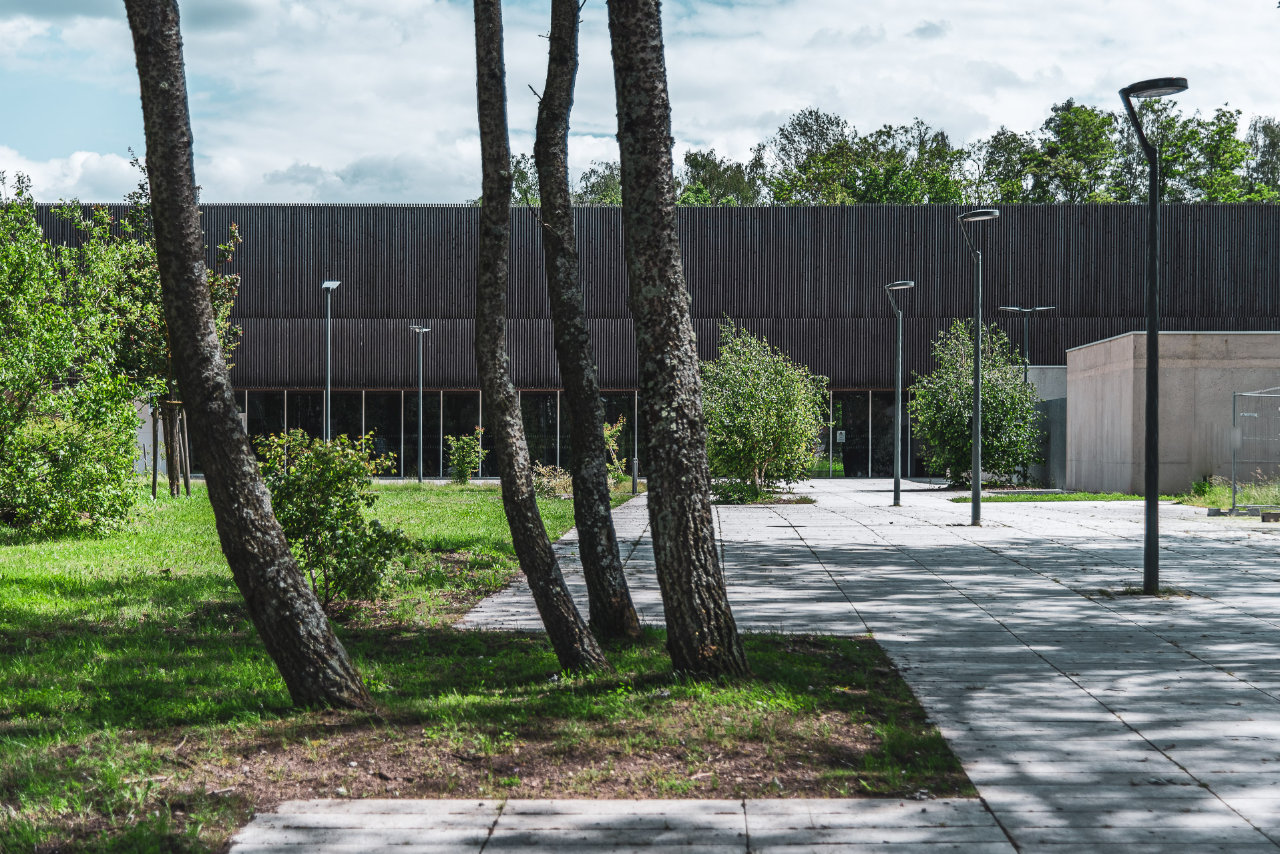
(1034, 99, 1119, 203)
(1244, 116, 1280, 201)
(759, 110, 965, 204)
(256, 431, 405, 609)
(474, 0, 611, 672)
(607, 0, 749, 677)
(966, 127, 1045, 204)
(56, 158, 243, 498)
(573, 160, 623, 205)
(852, 120, 967, 203)
(1110, 98, 1200, 203)
(0, 175, 143, 537)
(908, 320, 1041, 487)
(678, 148, 766, 205)
(124, 0, 372, 710)
(1188, 108, 1254, 202)
(701, 323, 828, 496)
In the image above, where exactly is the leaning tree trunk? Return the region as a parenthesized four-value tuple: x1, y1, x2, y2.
(533, 0, 640, 641)
(606, 0, 748, 677)
(123, 0, 372, 710)
(473, 0, 611, 672)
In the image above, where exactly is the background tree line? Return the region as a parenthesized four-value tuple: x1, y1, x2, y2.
(517, 101, 1280, 206)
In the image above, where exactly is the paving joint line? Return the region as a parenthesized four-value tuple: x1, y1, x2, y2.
(764, 504, 871, 634)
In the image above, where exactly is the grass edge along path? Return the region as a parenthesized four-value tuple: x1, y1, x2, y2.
(0, 482, 972, 853)
(951, 490, 1179, 503)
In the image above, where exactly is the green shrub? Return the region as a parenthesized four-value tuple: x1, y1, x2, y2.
(255, 430, 406, 608)
(445, 426, 487, 484)
(602, 416, 629, 484)
(711, 480, 766, 504)
(908, 319, 1042, 487)
(701, 322, 828, 494)
(0, 368, 141, 537)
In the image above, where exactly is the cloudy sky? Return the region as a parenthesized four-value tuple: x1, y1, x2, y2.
(2, 0, 1278, 203)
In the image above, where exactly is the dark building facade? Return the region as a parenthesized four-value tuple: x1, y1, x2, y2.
(39, 203, 1280, 478)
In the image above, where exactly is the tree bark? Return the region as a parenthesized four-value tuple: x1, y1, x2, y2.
(534, 0, 640, 641)
(606, 0, 749, 677)
(161, 400, 180, 497)
(473, 0, 611, 672)
(123, 0, 372, 710)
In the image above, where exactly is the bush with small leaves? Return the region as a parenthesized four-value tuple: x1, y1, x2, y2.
(701, 322, 828, 495)
(445, 426, 487, 484)
(908, 319, 1042, 487)
(255, 430, 407, 609)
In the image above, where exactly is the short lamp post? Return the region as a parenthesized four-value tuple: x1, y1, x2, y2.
(957, 209, 1000, 526)
(321, 280, 340, 442)
(884, 281, 916, 507)
(1120, 75, 1188, 595)
(998, 305, 1056, 383)
(410, 325, 431, 483)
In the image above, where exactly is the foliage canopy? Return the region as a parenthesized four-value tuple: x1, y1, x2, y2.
(701, 322, 828, 498)
(0, 175, 143, 536)
(908, 319, 1042, 487)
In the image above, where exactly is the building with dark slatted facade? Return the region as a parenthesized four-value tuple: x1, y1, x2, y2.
(39, 204, 1280, 479)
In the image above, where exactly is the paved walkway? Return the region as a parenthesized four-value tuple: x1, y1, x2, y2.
(234, 480, 1280, 852)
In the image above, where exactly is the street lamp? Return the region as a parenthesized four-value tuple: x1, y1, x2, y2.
(998, 305, 1057, 383)
(1120, 75, 1188, 595)
(957, 209, 1000, 526)
(410, 324, 431, 483)
(885, 281, 916, 507)
(321, 280, 340, 442)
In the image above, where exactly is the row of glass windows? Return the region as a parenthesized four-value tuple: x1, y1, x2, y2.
(237, 389, 642, 479)
(196, 388, 923, 480)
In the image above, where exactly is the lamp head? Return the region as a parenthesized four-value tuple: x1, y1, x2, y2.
(998, 305, 1025, 313)
(957, 209, 1000, 223)
(1121, 77, 1188, 100)
(885, 280, 916, 291)
(321, 280, 341, 290)
(410, 325, 431, 333)
(1034, 305, 1056, 312)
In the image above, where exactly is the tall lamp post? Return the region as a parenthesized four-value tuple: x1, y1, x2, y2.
(957, 209, 1000, 526)
(998, 304, 1056, 383)
(321, 280, 340, 441)
(410, 325, 431, 483)
(1120, 76, 1188, 595)
(885, 281, 916, 507)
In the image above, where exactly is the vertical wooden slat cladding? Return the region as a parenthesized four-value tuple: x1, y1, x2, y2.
(32, 203, 1280, 390)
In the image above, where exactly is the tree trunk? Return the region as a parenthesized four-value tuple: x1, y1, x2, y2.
(473, 0, 611, 672)
(180, 406, 192, 497)
(123, 0, 372, 710)
(161, 400, 180, 497)
(150, 400, 159, 499)
(606, 0, 749, 677)
(534, 0, 640, 641)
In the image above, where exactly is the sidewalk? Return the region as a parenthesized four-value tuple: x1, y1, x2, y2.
(234, 479, 1280, 852)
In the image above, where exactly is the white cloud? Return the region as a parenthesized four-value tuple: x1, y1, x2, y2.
(1, 0, 1278, 202)
(0, 146, 136, 201)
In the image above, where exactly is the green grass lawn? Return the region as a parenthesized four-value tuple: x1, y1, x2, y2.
(0, 482, 970, 852)
(951, 491, 1178, 503)
(1178, 477, 1280, 510)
